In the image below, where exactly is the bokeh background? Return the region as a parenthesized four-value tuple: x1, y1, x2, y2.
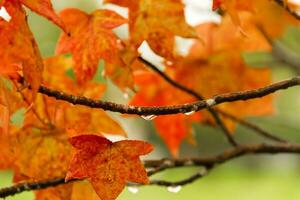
(1, 0, 300, 199)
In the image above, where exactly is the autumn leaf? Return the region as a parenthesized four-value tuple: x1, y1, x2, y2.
(70, 181, 101, 200)
(104, 0, 197, 59)
(0, 78, 24, 169)
(56, 8, 128, 84)
(1, 0, 66, 31)
(66, 134, 153, 200)
(0, 63, 21, 80)
(105, 41, 137, 91)
(0, 80, 11, 136)
(12, 127, 72, 182)
(171, 15, 273, 131)
(130, 70, 199, 156)
(0, 84, 12, 168)
(253, 0, 299, 38)
(0, 0, 43, 99)
(20, 0, 66, 31)
(154, 115, 190, 157)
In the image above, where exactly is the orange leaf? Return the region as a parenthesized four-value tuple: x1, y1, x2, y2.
(34, 184, 73, 200)
(56, 8, 127, 84)
(0, 0, 43, 99)
(20, 0, 66, 31)
(0, 81, 10, 136)
(0, 78, 25, 170)
(154, 115, 188, 157)
(172, 16, 273, 131)
(105, 0, 197, 59)
(13, 127, 72, 182)
(130, 70, 198, 156)
(66, 134, 153, 200)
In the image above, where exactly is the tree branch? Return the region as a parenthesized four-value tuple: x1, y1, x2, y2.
(217, 110, 288, 143)
(2, 143, 300, 198)
(36, 76, 300, 116)
(148, 171, 208, 187)
(0, 178, 76, 198)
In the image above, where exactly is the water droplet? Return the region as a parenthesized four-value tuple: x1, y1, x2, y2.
(206, 98, 216, 107)
(184, 110, 195, 115)
(166, 61, 173, 65)
(141, 115, 157, 121)
(167, 185, 182, 193)
(163, 160, 173, 166)
(123, 93, 129, 99)
(128, 186, 139, 194)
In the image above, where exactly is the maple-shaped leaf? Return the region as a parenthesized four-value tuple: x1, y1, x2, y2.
(171, 16, 273, 131)
(1, 0, 66, 31)
(0, 0, 43, 99)
(56, 8, 127, 84)
(66, 134, 153, 200)
(104, 0, 197, 59)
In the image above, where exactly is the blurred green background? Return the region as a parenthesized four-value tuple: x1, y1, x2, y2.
(1, 0, 300, 199)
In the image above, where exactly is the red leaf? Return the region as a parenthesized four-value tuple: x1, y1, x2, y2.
(66, 134, 153, 200)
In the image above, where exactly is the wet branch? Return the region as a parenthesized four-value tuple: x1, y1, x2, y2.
(35, 76, 300, 116)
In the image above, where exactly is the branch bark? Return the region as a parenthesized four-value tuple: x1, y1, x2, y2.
(35, 76, 300, 116)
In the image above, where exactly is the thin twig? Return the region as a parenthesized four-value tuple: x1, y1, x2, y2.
(1, 143, 300, 198)
(148, 171, 207, 187)
(138, 57, 238, 146)
(217, 110, 287, 143)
